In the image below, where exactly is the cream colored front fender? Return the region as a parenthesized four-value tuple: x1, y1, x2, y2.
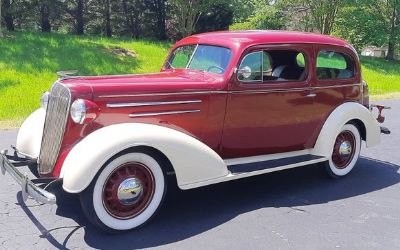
(311, 102, 380, 157)
(16, 108, 46, 158)
(61, 123, 228, 193)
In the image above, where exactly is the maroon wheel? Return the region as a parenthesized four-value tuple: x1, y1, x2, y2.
(102, 162, 155, 219)
(331, 130, 356, 169)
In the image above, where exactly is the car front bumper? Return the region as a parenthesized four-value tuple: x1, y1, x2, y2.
(0, 150, 56, 204)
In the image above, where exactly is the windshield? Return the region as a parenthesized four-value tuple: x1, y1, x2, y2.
(166, 45, 232, 74)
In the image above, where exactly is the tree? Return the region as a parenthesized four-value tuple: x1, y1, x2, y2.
(386, 0, 400, 60)
(230, 1, 287, 31)
(333, 0, 399, 59)
(2, 0, 14, 31)
(280, 0, 345, 35)
(0, 0, 2, 37)
(64, 0, 85, 35)
(148, 0, 166, 40)
(103, 0, 111, 37)
(196, 3, 234, 33)
(40, 0, 51, 32)
(170, 0, 202, 37)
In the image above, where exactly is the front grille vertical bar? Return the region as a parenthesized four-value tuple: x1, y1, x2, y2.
(38, 82, 71, 174)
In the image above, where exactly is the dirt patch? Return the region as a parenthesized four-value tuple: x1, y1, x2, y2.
(106, 47, 137, 58)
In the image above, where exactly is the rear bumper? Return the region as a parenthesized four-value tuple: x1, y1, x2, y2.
(0, 150, 56, 204)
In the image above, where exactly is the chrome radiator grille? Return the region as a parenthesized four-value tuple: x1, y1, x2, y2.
(39, 82, 71, 174)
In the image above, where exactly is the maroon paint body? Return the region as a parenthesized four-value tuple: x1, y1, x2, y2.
(47, 31, 366, 178)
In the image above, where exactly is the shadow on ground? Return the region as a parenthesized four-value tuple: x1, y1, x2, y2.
(17, 157, 400, 249)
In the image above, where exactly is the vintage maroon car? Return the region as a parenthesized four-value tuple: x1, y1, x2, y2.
(0, 31, 390, 232)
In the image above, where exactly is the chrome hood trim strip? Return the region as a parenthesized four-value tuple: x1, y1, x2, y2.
(129, 109, 200, 118)
(107, 100, 202, 108)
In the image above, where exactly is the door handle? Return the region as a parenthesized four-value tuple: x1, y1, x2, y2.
(306, 93, 316, 98)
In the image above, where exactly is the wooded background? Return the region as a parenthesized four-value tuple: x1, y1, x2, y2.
(0, 0, 399, 60)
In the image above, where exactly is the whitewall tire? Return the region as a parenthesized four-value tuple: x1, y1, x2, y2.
(80, 151, 166, 232)
(325, 123, 361, 178)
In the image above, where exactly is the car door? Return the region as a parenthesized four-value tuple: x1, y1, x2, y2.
(221, 44, 321, 158)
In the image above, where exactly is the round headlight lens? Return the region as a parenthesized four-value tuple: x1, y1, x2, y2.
(70, 99, 86, 124)
(40, 91, 50, 110)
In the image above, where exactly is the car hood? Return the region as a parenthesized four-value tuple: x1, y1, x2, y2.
(60, 69, 225, 99)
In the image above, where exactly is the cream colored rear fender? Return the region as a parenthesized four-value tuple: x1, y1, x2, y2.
(61, 123, 228, 193)
(16, 108, 46, 158)
(311, 102, 380, 157)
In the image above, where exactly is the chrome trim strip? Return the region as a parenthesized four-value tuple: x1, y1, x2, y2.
(99, 84, 360, 98)
(99, 91, 223, 98)
(129, 109, 200, 118)
(314, 83, 361, 89)
(107, 100, 202, 108)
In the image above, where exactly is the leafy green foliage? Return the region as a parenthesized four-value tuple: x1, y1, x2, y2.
(230, 3, 286, 30)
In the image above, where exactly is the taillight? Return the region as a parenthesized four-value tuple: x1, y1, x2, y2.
(362, 80, 369, 108)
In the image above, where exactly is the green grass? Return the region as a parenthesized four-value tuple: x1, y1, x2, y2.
(0, 31, 171, 123)
(0, 31, 399, 128)
(360, 56, 400, 96)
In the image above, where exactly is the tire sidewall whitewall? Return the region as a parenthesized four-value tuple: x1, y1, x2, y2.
(328, 124, 361, 177)
(92, 153, 165, 231)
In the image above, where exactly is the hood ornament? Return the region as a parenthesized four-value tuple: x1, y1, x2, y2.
(56, 70, 78, 79)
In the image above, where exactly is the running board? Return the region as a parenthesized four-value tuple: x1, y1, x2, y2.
(228, 154, 326, 174)
(179, 153, 328, 190)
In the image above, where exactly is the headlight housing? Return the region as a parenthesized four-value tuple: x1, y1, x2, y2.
(70, 99, 99, 124)
(40, 91, 50, 110)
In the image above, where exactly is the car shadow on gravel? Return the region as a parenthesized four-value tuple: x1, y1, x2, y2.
(19, 157, 400, 249)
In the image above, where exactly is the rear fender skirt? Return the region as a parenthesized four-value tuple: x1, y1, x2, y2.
(60, 123, 228, 193)
(311, 102, 380, 157)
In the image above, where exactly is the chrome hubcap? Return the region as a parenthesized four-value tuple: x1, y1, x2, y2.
(117, 177, 143, 205)
(339, 141, 352, 157)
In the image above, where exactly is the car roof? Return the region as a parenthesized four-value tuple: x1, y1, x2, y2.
(175, 30, 351, 50)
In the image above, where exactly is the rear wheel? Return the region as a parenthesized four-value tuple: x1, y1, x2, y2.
(80, 151, 167, 232)
(324, 124, 361, 178)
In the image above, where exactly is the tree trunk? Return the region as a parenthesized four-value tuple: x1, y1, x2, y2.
(0, 0, 3, 37)
(40, 3, 51, 32)
(2, 0, 14, 31)
(386, 3, 397, 60)
(155, 0, 166, 40)
(76, 0, 84, 35)
(104, 0, 111, 37)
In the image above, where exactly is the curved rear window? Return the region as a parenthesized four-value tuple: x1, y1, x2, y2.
(317, 51, 355, 80)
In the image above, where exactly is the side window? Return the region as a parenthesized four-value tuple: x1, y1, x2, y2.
(238, 51, 262, 82)
(237, 49, 307, 83)
(317, 51, 355, 80)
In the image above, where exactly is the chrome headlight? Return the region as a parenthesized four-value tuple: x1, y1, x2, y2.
(40, 91, 50, 109)
(70, 99, 99, 124)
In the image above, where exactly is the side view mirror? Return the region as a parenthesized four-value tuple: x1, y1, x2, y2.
(236, 66, 252, 79)
(235, 66, 252, 79)
(236, 66, 251, 79)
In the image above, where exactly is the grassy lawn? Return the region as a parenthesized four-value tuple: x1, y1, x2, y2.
(0, 31, 399, 128)
(0, 31, 170, 126)
(360, 56, 400, 96)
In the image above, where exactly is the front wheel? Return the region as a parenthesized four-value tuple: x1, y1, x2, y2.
(80, 151, 167, 232)
(324, 123, 361, 178)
